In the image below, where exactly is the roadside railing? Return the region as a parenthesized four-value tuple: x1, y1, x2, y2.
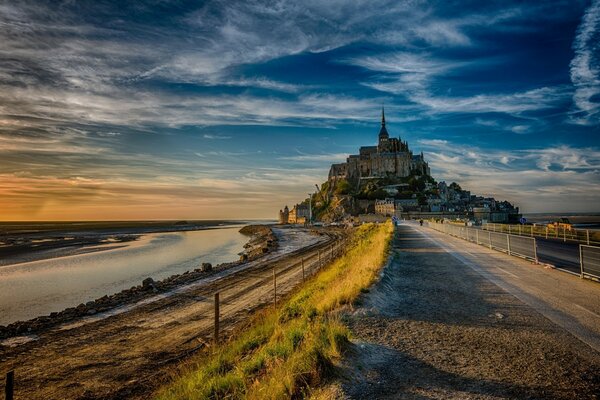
(483, 222, 600, 246)
(580, 245, 600, 280)
(428, 222, 538, 262)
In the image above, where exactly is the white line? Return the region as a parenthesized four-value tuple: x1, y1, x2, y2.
(574, 304, 600, 319)
(495, 266, 520, 279)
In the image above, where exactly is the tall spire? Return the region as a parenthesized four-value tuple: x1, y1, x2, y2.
(378, 106, 389, 140)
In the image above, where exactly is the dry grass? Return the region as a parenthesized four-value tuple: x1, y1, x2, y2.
(155, 222, 394, 400)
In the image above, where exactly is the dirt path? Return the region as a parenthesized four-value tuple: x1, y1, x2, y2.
(333, 223, 600, 399)
(0, 227, 346, 400)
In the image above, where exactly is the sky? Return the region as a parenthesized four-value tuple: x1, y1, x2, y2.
(0, 0, 599, 220)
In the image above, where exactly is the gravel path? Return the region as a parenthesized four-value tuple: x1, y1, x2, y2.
(333, 223, 600, 399)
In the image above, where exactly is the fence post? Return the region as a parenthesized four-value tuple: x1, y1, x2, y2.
(533, 238, 538, 263)
(587, 230, 590, 245)
(5, 370, 14, 400)
(545, 226, 548, 239)
(563, 226, 566, 242)
(214, 293, 220, 345)
(488, 231, 492, 249)
(301, 258, 305, 281)
(273, 267, 277, 307)
(507, 234, 511, 256)
(318, 250, 321, 267)
(579, 245, 584, 279)
(476, 229, 479, 245)
(530, 225, 533, 237)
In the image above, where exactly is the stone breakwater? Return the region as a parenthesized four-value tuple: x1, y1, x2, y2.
(239, 224, 278, 261)
(0, 225, 277, 341)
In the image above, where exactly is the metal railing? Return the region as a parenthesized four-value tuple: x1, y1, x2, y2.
(428, 222, 538, 262)
(483, 223, 600, 246)
(580, 245, 600, 280)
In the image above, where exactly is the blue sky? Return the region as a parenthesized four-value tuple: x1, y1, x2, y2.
(0, 0, 599, 219)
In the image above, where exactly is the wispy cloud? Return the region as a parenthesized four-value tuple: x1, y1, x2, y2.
(569, 0, 600, 125)
(418, 139, 600, 212)
(203, 134, 232, 140)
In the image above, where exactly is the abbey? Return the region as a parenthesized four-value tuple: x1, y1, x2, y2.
(328, 108, 430, 181)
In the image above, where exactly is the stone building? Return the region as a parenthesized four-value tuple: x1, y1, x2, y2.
(278, 205, 289, 224)
(288, 204, 309, 224)
(329, 108, 430, 182)
(375, 199, 396, 216)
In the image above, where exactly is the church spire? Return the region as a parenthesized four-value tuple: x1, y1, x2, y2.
(378, 106, 389, 140)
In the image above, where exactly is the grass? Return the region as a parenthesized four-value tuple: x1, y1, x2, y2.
(156, 222, 394, 400)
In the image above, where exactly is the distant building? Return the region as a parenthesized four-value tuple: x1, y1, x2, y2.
(329, 108, 430, 182)
(375, 198, 396, 216)
(278, 205, 289, 224)
(289, 204, 309, 224)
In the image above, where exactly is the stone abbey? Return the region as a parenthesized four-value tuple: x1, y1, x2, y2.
(328, 108, 430, 182)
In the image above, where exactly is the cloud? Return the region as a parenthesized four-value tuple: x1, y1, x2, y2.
(417, 139, 600, 212)
(203, 134, 232, 140)
(278, 153, 349, 162)
(569, 0, 600, 125)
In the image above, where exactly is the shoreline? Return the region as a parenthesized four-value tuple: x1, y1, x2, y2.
(0, 221, 255, 267)
(0, 224, 277, 341)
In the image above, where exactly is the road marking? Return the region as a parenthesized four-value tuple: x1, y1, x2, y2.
(495, 266, 520, 279)
(403, 223, 600, 352)
(574, 304, 600, 319)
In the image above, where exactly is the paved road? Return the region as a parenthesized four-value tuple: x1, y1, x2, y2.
(535, 236, 581, 273)
(420, 222, 600, 351)
(337, 223, 600, 399)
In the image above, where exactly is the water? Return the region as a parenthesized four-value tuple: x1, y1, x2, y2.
(0, 227, 248, 325)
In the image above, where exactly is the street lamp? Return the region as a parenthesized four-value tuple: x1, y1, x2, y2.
(308, 193, 312, 225)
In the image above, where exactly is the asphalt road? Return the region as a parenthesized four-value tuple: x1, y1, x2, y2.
(535, 236, 582, 273)
(335, 223, 600, 399)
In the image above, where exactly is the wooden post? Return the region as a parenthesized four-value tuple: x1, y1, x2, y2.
(5, 370, 14, 400)
(563, 226, 566, 242)
(318, 250, 321, 267)
(475, 228, 479, 245)
(488, 231, 492, 249)
(273, 267, 277, 307)
(214, 293, 219, 345)
(507, 234, 511, 256)
(301, 258, 305, 282)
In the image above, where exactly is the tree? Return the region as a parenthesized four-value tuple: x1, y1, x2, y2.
(335, 179, 352, 195)
(449, 182, 462, 192)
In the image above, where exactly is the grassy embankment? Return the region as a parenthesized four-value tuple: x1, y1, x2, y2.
(156, 221, 394, 399)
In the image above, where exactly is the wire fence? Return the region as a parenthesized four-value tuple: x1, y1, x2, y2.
(428, 222, 538, 262)
(483, 222, 600, 246)
(0, 235, 349, 400)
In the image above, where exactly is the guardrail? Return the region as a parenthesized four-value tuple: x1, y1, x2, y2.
(483, 222, 600, 246)
(580, 245, 600, 280)
(428, 222, 538, 262)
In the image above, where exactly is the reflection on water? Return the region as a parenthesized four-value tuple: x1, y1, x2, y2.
(0, 227, 248, 325)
